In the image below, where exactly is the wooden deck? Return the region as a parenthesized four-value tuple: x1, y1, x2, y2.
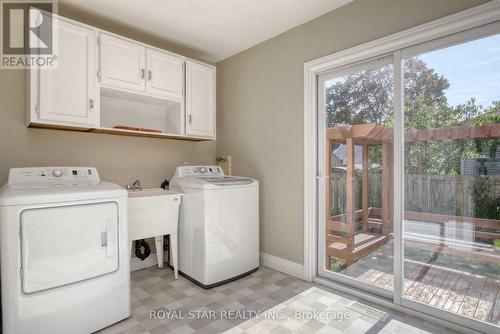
(339, 242, 500, 325)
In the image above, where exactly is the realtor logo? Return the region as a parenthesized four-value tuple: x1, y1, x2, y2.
(1, 0, 58, 68)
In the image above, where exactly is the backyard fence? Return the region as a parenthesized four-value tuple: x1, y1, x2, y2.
(330, 170, 500, 218)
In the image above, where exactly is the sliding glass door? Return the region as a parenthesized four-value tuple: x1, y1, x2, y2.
(400, 31, 500, 329)
(317, 22, 500, 333)
(317, 55, 395, 298)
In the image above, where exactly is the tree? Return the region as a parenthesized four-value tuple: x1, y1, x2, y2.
(325, 56, 498, 175)
(325, 57, 449, 128)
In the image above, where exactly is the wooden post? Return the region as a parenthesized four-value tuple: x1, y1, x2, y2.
(346, 138, 356, 260)
(381, 142, 390, 236)
(326, 139, 332, 220)
(362, 144, 369, 232)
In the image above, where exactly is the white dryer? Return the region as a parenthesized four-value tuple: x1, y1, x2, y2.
(0, 167, 130, 334)
(170, 166, 259, 288)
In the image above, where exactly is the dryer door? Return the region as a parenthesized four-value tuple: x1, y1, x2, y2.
(20, 202, 119, 294)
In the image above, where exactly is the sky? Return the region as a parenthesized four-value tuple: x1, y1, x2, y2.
(325, 33, 500, 110)
(418, 33, 500, 108)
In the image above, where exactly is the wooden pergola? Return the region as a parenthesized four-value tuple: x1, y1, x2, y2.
(325, 122, 500, 267)
(326, 124, 393, 265)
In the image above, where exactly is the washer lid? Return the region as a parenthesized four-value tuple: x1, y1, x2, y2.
(0, 182, 127, 206)
(172, 176, 258, 189)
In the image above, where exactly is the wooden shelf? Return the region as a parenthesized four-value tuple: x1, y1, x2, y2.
(28, 123, 214, 141)
(92, 127, 213, 141)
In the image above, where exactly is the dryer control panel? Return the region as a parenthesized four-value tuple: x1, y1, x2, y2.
(8, 167, 100, 189)
(174, 166, 224, 177)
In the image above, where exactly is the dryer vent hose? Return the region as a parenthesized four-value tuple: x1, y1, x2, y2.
(135, 239, 151, 260)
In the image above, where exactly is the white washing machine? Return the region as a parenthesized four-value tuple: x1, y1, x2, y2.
(0, 167, 130, 334)
(170, 166, 259, 288)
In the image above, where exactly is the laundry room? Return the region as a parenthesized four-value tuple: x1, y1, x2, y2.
(1, 1, 500, 334)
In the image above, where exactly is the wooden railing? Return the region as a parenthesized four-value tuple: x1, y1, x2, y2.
(328, 208, 499, 240)
(403, 210, 500, 241)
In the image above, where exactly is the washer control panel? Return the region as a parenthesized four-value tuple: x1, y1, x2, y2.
(175, 166, 224, 177)
(8, 167, 100, 189)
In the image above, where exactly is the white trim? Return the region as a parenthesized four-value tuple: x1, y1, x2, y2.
(401, 19, 500, 59)
(304, 1, 500, 332)
(392, 50, 404, 305)
(259, 252, 306, 280)
(313, 277, 482, 334)
(314, 76, 326, 281)
(130, 251, 169, 272)
(303, 61, 317, 282)
(304, 1, 500, 75)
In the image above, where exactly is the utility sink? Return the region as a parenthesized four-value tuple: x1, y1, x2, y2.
(127, 188, 181, 277)
(128, 188, 176, 198)
(128, 188, 181, 240)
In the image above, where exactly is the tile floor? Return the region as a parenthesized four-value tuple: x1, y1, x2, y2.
(99, 266, 459, 334)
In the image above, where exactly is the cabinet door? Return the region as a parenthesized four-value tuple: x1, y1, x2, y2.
(100, 33, 146, 92)
(37, 20, 96, 127)
(185, 61, 216, 138)
(146, 49, 183, 99)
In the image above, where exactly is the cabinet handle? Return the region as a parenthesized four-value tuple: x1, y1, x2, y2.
(188, 115, 192, 124)
(89, 99, 94, 112)
(141, 69, 145, 79)
(148, 70, 152, 81)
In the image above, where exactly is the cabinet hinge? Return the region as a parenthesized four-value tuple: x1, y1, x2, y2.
(97, 70, 101, 80)
(35, 104, 39, 114)
(20, 267, 24, 279)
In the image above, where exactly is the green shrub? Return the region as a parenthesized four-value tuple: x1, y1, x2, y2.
(331, 258, 348, 272)
(471, 176, 500, 220)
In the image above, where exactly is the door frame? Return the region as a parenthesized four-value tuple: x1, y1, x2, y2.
(303, 2, 500, 333)
(316, 54, 395, 301)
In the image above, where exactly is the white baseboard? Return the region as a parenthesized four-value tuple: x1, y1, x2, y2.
(259, 252, 306, 280)
(132, 251, 306, 279)
(130, 251, 169, 271)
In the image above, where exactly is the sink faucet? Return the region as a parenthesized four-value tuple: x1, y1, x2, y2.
(127, 180, 143, 191)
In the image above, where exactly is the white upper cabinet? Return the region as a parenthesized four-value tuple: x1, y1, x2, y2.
(30, 18, 96, 127)
(99, 34, 146, 92)
(28, 15, 216, 140)
(146, 49, 183, 100)
(185, 60, 216, 138)
(99, 35, 184, 100)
